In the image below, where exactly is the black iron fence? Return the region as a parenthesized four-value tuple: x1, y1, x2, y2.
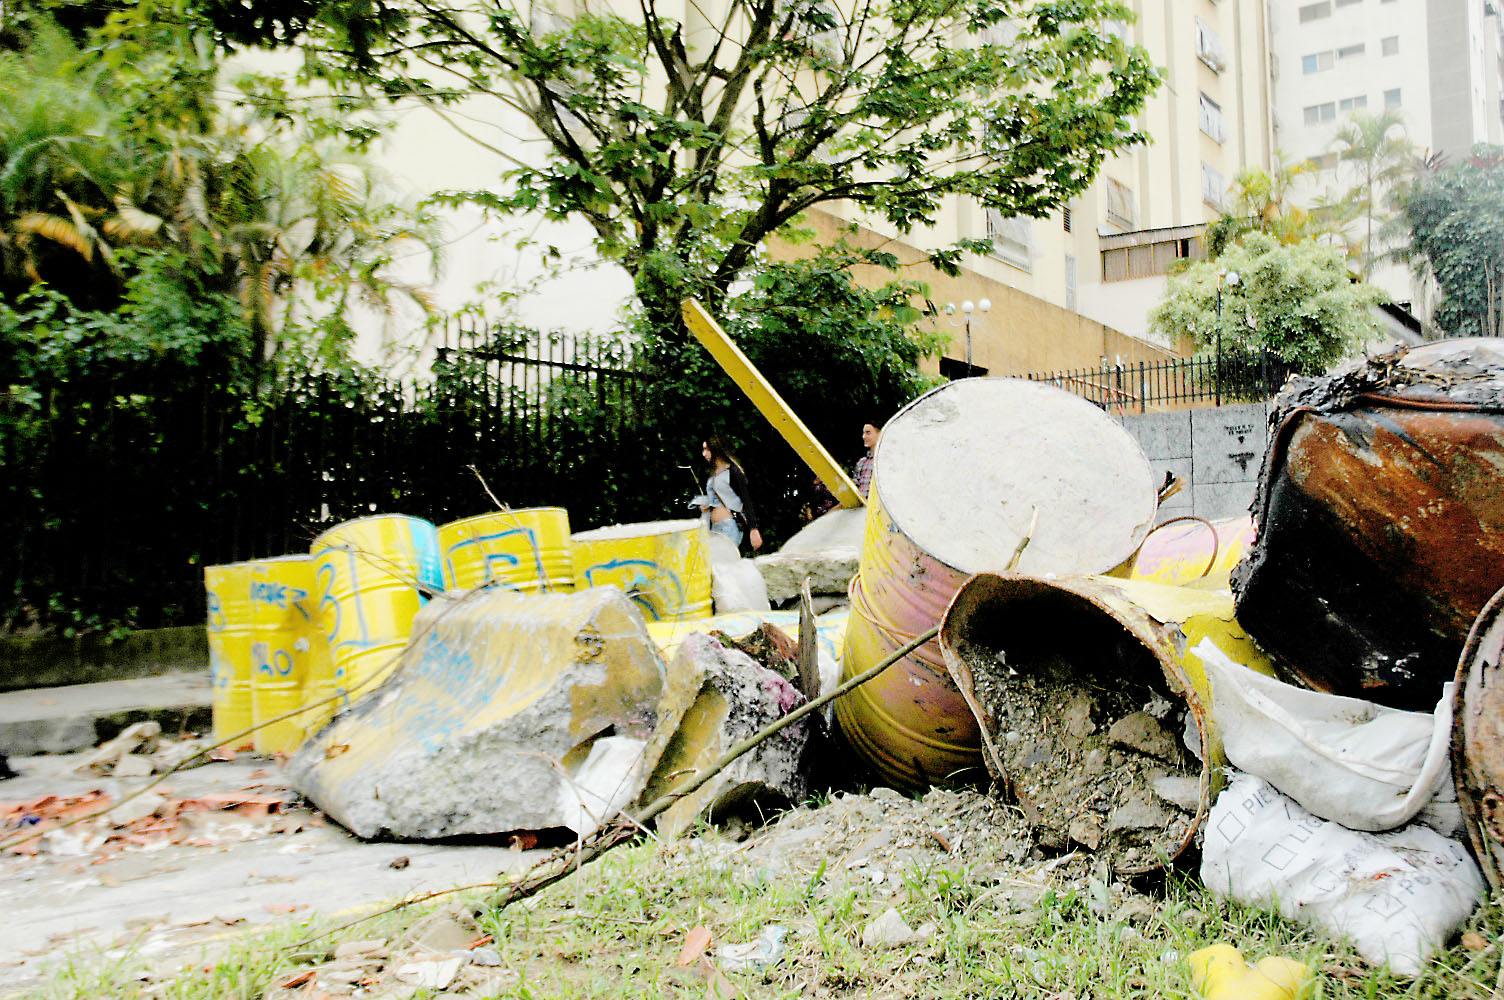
(1021, 351, 1298, 412)
(2, 322, 675, 634)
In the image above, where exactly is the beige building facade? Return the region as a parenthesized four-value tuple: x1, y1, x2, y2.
(804, 0, 1274, 375)
(1267, 0, 1504, 314)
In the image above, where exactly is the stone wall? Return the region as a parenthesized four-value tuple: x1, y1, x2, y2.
(1120, 403, 1270, 522)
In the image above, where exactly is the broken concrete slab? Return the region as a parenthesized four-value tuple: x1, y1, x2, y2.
(639, 632, 811, 837)
(777, 507, 866, 556)
(287, 587, 678, 840)
(755, 550, 859, 606)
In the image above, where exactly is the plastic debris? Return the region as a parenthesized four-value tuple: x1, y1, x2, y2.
(716, 925, 788, 971)
(1188, 943, 1312, 1000)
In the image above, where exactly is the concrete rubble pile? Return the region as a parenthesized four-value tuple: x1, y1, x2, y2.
(288, 586, 814, 841)
(269, 345, 1504, 978)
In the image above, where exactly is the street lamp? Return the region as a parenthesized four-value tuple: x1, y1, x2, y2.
(943, 298, 992, 374)
(1215, 270, 1239, 405)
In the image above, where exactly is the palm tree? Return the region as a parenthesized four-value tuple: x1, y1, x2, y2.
(0, 16, 440, 370)
(1204, 158, 1329, 256)
(1330, 110, 1417, 278)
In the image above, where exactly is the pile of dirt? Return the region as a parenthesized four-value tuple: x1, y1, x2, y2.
(952, 641, 1201, 874)
(694, 784, 1111, 905)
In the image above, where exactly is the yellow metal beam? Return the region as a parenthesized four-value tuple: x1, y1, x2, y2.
(682, 298, 864, 508)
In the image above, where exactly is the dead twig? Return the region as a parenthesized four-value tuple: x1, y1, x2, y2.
(1006, 505, 1040, 572)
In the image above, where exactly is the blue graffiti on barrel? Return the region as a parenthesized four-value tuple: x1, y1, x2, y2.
(582, 558, 686, 621)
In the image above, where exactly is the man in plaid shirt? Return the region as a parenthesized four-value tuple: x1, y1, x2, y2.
(853, 421, 880, 498)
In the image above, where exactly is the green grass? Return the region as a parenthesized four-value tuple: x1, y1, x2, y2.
(18, 826, 1504, 1000)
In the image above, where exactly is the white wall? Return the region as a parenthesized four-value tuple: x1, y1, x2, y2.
(224, 50, 634, 372)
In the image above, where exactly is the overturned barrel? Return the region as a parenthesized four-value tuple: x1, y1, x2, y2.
(571, 519, 713, 622)
(310, 514, 444, 704)
(939, 572, 1274, 875)
(1234, 339, 1504, 710)
(835, 378, 1159, 788)
(1453, 585, 1504, 892)
(1112, 515, 1255, 587)
(437, 508, 574, 593)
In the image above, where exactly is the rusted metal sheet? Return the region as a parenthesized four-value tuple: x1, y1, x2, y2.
(1453, 585, 1504, 893)
(1233, 340, 1504, 711)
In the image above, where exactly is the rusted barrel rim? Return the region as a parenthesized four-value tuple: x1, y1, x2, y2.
(938, 571, 1214, 877)
(1452, 584, 1504, 893)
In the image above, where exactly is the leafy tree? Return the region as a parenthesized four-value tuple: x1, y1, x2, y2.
(1149, 232, 1382, 372)
(227, 0, 1158, 338)
(1331, 110, 1416, 278)
(1401, 146, 1504, 338)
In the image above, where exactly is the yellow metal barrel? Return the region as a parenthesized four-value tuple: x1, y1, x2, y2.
(837, 484, 980, 788)
(834, 378, 1159, 789)
(246, 555, 334, 754)
(1112, 515, 1256, 587)
(437, 508, 574, 593)
(310, 514, 444, 705)
(571, 519, 713, 622)
(205, 562, 255, 748)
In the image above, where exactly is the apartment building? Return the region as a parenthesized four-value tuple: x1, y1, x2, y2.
(1268, 0, 1504, 309)
(804, 1, 1273, 377)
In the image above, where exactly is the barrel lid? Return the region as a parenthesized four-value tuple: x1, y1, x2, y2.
(875, 378, 1157, 575)
(571, 518, 704, 542)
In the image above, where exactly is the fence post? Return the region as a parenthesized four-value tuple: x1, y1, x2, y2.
(1138, 361, 1146, 413)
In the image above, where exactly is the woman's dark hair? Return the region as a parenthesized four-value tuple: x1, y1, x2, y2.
(702, 433, 742, 471)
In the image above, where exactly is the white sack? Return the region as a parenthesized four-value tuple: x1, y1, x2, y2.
(1202, 771, 1484, 977)
(707, 530, 772, 614)
(1195, 638, 1458, 833)
(554, 735, 649, 837)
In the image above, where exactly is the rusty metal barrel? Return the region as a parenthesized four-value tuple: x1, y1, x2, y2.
(1234, 339, 1504, 710)
(1453, 584, 1504, 892)
(834, 378, 1159, 788)
(938, 572, 1275, 876)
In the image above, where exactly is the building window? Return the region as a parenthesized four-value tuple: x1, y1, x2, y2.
(986, 209, 1033, 270)
(1065, 255, 1078, 312)
(1303, 102, 1337, 125)
(1199, 93, 1227, 142)
(1302, 51, 1334, 73)
(1335, 0, 1361, 6)
(1340, 95, 1368, 112)
(1299, 2, 1332, 22)
(1337, 43, 1365, 60)
(1195, 18, 1227, 71)
(1382, 36, 1399, 55)
(1385, 88, 1402, 108)
(1202, 163, 1227, 209)
(1101, 236, 1205, 283)
(1062, 206, 1073, 233)
(1104, 178, 1136, 230)
(1305, 152, 1339, 170)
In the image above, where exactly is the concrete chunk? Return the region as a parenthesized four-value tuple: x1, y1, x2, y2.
(755, 551, 859, 605)
(640, 632, 811, 836)
(287, 587, 675, 840)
